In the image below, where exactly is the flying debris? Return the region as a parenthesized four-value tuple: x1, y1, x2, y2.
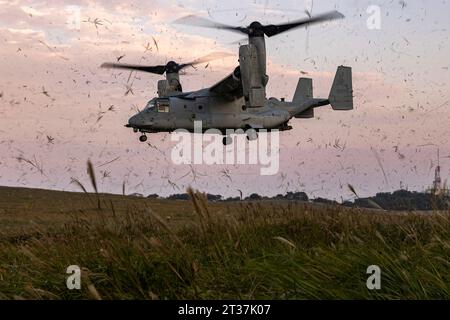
(143, 42, 152, 52)
(124, 84, 134, 96)
(221, 169, 233, 182)
(15, 155, 45, 176)
(41, 87, 51, 98)
(46, 135, 55, 144)
(83, 17, 111, 34)
(98, 157, 121, 168)
(152, 36, 159, 52)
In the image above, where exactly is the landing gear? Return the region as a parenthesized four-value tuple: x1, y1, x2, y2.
(139, 135, 148, 143)
(279, 122, 293, 132)
(222, 136, 233, 146)
(246, 130, 258, 141)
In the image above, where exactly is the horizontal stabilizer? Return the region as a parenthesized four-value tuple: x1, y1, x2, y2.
(295, 107, 314, 119)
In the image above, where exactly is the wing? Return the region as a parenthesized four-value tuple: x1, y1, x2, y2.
(209, 67, 243, 101)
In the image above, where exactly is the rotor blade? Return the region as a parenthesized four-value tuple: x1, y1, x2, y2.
(101, 62, 166, 75)
(173, 15, 248, 35)
(262, 10, 344, 37)
(177, 52, 234, 71)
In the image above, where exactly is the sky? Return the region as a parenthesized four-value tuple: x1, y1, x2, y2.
(0, 0, 449, 201)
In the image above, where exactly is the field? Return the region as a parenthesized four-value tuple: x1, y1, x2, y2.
(1, 185, 450, 300)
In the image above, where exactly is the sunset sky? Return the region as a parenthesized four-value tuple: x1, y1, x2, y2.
(0, 0, 449, 200)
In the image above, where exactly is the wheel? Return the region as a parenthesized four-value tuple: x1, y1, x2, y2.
(222, 136, 233, 146)
(139, 135, 148, 142)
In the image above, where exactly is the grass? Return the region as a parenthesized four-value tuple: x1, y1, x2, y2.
(1, 184, 450, 299)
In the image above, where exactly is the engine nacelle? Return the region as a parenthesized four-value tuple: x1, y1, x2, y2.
(157, 80, 170, 97)
(239, 44, 266, 107)
(157, 73, 182, 97)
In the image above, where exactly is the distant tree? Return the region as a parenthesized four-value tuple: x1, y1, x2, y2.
(286, 192, 309, 201)
(130, 193, 144, 198)
(353, 189, 450, 211)
(167, 193, 190, 200)
(247, 193, 262, 201)
(206, 194, 222, 202)
(224, 197, 240, 202)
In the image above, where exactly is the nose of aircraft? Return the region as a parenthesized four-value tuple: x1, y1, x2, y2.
(127, 114, 143, 128)
(126, 113, 155, 130)
(126, 114, 143, 130)
(128, 114, 139, 127)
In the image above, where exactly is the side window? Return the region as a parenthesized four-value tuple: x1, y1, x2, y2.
(157, 100, 170, 113)
(157, 104, 167, 113)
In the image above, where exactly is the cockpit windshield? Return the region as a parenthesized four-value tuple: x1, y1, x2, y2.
(145, 99, 156, 111)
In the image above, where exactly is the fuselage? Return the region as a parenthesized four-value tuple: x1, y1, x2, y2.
(127, 93, 293, 134)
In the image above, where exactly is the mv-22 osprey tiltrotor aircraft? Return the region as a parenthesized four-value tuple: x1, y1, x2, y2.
(102, 11, 353, 145)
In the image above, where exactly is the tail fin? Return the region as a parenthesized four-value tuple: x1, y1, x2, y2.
(293, 78, 313, 103)
(329, 66, 353, 110)
(293, 78, 314, 118)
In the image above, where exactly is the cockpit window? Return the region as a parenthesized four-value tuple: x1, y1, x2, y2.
(145, 99, 156, 111)
(156, 99, 170, 113)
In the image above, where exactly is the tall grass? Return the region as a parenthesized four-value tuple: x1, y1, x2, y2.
(1, 187, 450, 299)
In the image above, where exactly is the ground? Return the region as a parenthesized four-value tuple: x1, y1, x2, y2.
(1, 186, 450, 300)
